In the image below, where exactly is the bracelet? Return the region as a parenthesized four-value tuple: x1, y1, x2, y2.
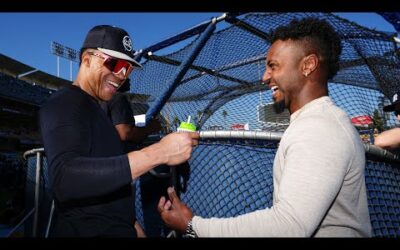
(184, 219, 198, 238)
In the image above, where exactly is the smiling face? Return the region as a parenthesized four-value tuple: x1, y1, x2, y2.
(262, 39, 306, 114)
(79, 49, 132, 102)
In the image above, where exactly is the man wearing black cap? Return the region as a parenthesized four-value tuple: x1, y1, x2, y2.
(100, 78, 170, 237)
(39, 25, 199, 237)
(375, 92, 400, 150)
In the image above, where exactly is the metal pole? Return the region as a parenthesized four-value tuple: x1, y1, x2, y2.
(32, 151, 42, 237)
(141, 13, 228, 56)
(23, 148, 44, 160)
(57, 56, 60, 77)
(257, 60, 263, 106)
(200, 130, 284, 141)
(70, 60, 72, 81)
(45, 200, 55, 238)
(144, 19, 217, 238)
(133, 49, 144, 64)
(6, 208, 35, 237)
(145, 18, 217, 124)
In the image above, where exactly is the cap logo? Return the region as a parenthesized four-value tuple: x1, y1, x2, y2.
(393, 94, 398, 103)
(122, 36, 133, 52)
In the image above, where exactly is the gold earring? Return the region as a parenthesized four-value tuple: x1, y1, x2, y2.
(304, 72, 308, 77)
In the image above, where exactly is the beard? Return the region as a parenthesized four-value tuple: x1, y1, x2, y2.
(273, 98, 286, 114)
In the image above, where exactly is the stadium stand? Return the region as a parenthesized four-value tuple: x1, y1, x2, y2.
(0, 53, 71, 90)
(0, 54, 68, 236)
(0, 72, 51, 106)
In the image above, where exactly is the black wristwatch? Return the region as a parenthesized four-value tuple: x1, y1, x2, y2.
(184, 219, 198, 238)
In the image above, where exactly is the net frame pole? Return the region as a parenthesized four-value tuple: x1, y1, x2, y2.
(32, 151, 42, 237)
(145, 17, 218, 123)
(139, 13, 231, 56)
(225, 13, 271, 41)
(199, 130, 400, 162)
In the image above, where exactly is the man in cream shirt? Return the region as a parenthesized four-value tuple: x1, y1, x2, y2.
(157, 17, 372, 237)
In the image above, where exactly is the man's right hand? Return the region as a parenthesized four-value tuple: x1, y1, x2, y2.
(127, 131, 199, 179)
(159, 132, 199, 166)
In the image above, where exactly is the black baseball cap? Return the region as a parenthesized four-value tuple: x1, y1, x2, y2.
(383, 91, 400, 112)
(82, 25, 142, 68)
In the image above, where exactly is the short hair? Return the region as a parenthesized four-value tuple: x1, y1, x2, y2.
(79, 48, 85, 65)
(271, 17, 342, 79)
(79, 48, 95, 65)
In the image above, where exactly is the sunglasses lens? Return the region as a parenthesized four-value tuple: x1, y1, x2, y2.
(113, 60, 133, 76)
(103, 57, 117, 72)
(103, 57, 132, 77)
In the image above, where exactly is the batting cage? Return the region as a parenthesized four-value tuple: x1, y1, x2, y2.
(18, 12, 400, 237)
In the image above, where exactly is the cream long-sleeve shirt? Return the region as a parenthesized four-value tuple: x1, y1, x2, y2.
(192, 96, 372, 237)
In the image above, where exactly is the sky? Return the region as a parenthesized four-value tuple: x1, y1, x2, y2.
(0, 12, 397, 81)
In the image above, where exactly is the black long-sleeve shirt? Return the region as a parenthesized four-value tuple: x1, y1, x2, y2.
(100, 92, 134, 126)
(39, 85, 136, 237)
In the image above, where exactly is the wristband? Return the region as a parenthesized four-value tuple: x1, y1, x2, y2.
(184, 219, 198, 238)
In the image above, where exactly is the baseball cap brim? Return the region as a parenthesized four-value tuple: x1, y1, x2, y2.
(98, 48, 142, 68)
